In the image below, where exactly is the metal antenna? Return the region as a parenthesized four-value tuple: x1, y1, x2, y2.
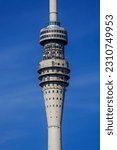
(49, 0, 58, 21)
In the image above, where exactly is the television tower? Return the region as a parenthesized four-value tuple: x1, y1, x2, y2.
(38, 0, 70, 150)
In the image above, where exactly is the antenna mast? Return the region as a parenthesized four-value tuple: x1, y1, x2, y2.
(49, 0, 58, 21)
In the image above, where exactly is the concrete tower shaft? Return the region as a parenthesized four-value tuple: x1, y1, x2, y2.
(38, 0, 70, 150)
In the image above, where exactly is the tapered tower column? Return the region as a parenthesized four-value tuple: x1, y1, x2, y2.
(38, 0, 70, 150)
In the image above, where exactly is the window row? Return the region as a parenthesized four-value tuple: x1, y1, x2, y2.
(42, 76, 68, 81)
(44, 45, 63, 50)
(51, 61, 66, 67)
(42, 69, 66, 74)
(44, 82, 64, 86)
(45, 90, 63, 94)
(41, 29, 66, 34)
(43, 56, 64, 60)
(43, 52, 63, 59)
(49, 116, 58, 119)
(40, 34, 66, 39)
(44, 48, 63, 51)
(39, 62, 69, 69)
(46, 104, 61, 108)
(44, 50, 63, 55)
(45, 97, 62, 100)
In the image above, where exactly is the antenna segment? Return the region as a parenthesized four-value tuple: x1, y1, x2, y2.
(49, 0, 58, 22)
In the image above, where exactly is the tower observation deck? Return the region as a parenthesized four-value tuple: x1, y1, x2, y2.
(38, 0, 70, 150)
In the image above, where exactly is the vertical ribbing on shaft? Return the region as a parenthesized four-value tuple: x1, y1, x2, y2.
(49, 0, 58, 21)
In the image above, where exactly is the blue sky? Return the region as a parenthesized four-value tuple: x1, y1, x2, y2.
(0, 0, 100, 150)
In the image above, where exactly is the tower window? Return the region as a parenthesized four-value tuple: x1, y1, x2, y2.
(56, 105, 58, 107)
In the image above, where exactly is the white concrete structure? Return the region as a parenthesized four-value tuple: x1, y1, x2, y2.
(38, 0, 70, 150)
